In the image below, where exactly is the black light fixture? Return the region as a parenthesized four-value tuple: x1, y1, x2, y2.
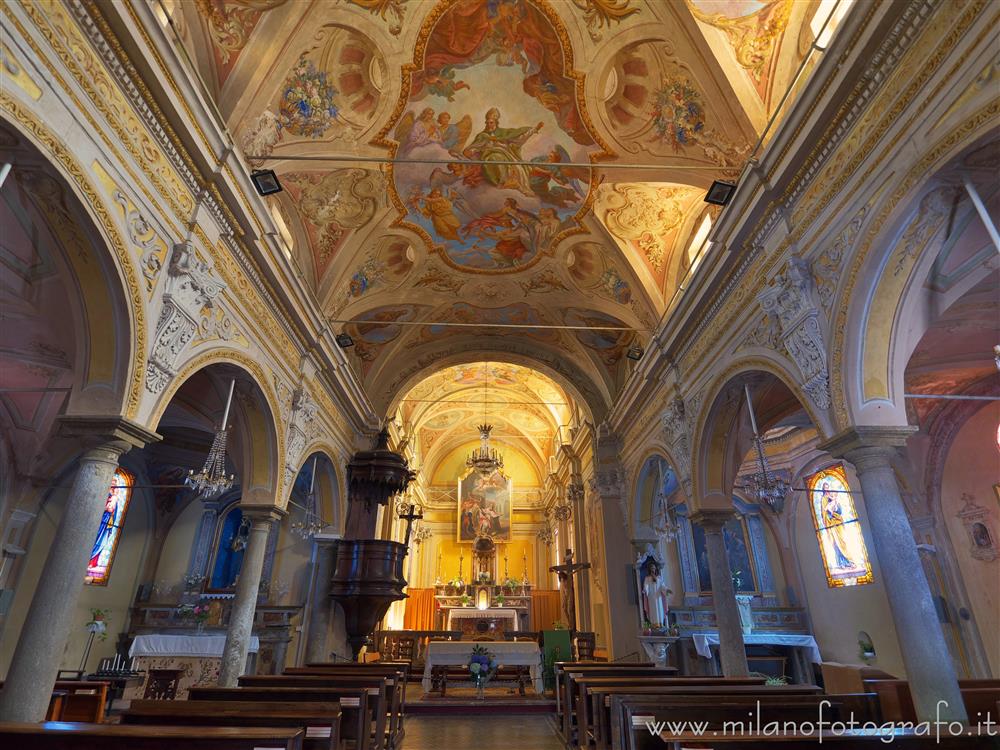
(335, 332, 354, 348)
(626, 345, 644, 361)
(705, 179, 737, 206)
(250, 169, 282, 196)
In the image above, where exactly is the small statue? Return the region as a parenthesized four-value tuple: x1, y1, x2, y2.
(641, 560, 671, 629)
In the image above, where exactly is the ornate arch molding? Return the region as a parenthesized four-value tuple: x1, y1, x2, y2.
(0, 96, 144, 419)
(830, 102, 999, 429)
(147, 349, 286, 503)
(690, 356, 831, 506)
(287, 444, 346, 532)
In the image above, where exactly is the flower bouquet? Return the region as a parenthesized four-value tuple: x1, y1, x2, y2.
(467, 644, 497, 700)
(177, 602, 211, 632)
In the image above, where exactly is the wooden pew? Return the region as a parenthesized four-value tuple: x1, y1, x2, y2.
(579, 677, 768, 750)
(2, 679, 109, 722)
(863, 678, 1000, 722)
(554, 664, 659, 742)
(582, 682, 817, 750)
(122, 699, 340, 750)
(190, 686, 370, 750)
(238, 674, 396, 750)
(613, 692, 882, 750)
(0, 722, 303, 750)
(560, 666, 678, 744)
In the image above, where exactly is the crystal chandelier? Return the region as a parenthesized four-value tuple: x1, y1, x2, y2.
(412, 523, 432, 545)
(741, 384, 791, 513)
(467, 423, 504, 475)
(292, 455, 325, 539)
(536, 521, 554, 545)
(186, 378, 236, 498)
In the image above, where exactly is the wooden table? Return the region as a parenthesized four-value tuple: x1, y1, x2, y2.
(421, 640, 543, 694)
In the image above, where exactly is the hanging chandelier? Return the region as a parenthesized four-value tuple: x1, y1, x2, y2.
(186, 378, 236, 498)
(741, 384, 791, 513)
(292, 455, 325, 539)
(467, 423, 504, 475)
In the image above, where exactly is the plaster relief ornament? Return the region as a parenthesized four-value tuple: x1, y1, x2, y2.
(196, 0, 289, 85)
(376, 0, 613, 274)
(570, 0, 639, 40)
(756, 257, 831, 409)
(597, 184, 698, 275)
(343, 0, 408, 35)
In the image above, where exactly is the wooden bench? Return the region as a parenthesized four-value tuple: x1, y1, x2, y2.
(579, 677, 769, 749)
(122, 700, 340, 750)
(0, 722, 303, 750)
(631, 726, 1000, 750)
(863, 678, 1000, 722)
(553, 663, 656, 739)
(559, 666, 677, 743)
(238, 674, 398, 750)
(613, 692, 881, 750)
(189, 686, 370, 750)
(1, 679, 108, 722)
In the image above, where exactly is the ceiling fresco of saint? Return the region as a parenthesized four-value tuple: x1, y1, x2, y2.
(169, 0, 818, 413)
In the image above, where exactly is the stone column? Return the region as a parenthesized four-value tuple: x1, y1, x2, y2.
(690, 510, 749, 677)
(0, 417, 155, 722)
(820, 427, 966, 722)
(304, 533, 339, 664)
(219, 506, 284, 686)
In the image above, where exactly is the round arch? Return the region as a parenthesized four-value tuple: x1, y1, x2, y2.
(691, 360, 826, 509)
(288, 446, 346, 534)
(149, 352, 284, 506)
(0, 110, 141, 419)
(630, 449, 686, 541)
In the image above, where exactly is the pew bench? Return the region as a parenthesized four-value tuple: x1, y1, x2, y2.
(0, 722, 303, 750)
(557, 665, 667, 742)
(862, 678, 1000, 722)
(636, 728, 999, 749)
(189, 686, 372, 750)
(238, 673, 398, 750)
(122, 699, 340, 750)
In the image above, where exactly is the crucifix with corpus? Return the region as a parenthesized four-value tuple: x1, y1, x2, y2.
(398, 502, 423, 551)
(550, 548, 590, 631)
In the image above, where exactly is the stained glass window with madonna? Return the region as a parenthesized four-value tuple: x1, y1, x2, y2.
(808, 464, 873, 587)
(85, 468, 133, 585)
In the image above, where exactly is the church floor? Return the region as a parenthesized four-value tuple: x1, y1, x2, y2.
(401, 714, 563, 749)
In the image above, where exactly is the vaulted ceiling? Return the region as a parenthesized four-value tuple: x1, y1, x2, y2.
(166, 0, 826, 415)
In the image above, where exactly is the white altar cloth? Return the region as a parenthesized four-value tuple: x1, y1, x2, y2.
(129, 633, 260, 658)
(422, 641, 543, 694)
(691, 633, 821, 663)
(446, 607, 519, 630)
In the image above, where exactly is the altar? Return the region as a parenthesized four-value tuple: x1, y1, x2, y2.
(421, 640, 543, 695)
(446, 607, 519, 637)
(124, 633, 260, 700)
(689, 632, 821, 684)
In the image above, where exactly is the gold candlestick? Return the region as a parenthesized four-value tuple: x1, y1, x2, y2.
(458, 553, 464, 582)
(435, 549, 442, 584)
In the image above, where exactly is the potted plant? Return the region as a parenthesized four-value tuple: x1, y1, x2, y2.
(460, 593, 472, 607)
(858, 636, 876, 663)
(502, 576, 519, 596)
(495, 593, 506, 607)
(86, 609, 110, 642)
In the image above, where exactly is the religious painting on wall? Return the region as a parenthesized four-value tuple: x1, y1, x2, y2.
(690, 514, 757, 593)
(808, 464, 873, 587)
(457, 469, 512, 542)
(85, 468, 134, 585)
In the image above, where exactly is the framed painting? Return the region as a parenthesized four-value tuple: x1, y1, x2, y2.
(457, 469, 512, 542)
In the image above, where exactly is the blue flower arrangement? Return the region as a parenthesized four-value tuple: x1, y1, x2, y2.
(467, 644, 498, 694)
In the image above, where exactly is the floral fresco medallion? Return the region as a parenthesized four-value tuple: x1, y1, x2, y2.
(650, 78, 705, 151)
(278, 55, 343, 138)
(377, 0, 613, 274)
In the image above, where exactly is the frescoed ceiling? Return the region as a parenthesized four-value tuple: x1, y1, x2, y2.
(393, 361, 574, 501)
(166, 0, 834, 414)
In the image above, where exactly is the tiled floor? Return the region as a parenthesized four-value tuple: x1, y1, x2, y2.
(401, 714, 563, 749)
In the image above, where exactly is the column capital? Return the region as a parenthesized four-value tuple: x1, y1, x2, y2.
(817, 425, 917, 469)
(240, 505, 287, 524)
(688, 509, 736, 533)
(57, 415, 161, 453)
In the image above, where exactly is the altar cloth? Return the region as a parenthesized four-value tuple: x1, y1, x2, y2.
(422, 640, 543, 694)
(129, 633, 260, 658)
(691, 632, 821, 663)
(446, 607, 519, 630)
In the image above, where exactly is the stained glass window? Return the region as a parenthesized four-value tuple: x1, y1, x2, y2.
(85, 468, 133, 586)
(808, 464, 873, 587)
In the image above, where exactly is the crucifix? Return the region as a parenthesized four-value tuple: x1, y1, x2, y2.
(398, 503, 423, 550)
(550, 548, 590, 632)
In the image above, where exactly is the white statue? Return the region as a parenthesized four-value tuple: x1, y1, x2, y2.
(641, 561, 671, 628)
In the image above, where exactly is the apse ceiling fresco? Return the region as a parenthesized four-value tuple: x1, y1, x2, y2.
(170, 0, 825, 414)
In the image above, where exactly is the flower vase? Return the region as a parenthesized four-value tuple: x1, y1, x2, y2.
(475, 680, 485, 700)
(195, 621, 205, 634)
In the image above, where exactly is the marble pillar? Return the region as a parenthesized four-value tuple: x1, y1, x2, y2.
(0, 417, 155, 722)
(218, 506, 284, 686)
(304, 533, 338, 664)
(821, 427, 967, 722)
(690, 510, 749, 677)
